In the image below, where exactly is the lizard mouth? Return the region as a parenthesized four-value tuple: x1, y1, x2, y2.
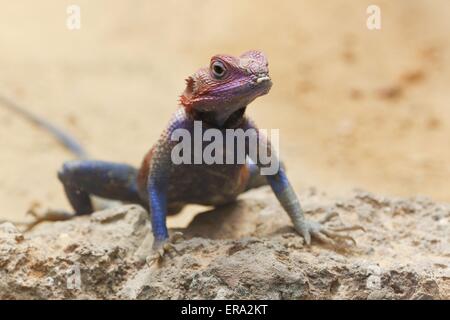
(253, 74, 272, 95)
(256, 75, 271, 84)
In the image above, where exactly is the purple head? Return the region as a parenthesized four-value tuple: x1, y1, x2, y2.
(180, 50, 272, 118)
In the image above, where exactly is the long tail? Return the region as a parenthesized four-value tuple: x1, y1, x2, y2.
(0, 94, 88, 159)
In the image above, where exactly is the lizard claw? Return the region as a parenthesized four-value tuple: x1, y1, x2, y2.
(146, 232, 184, 267)
(22, 203, 74, 232)
(295, 213, 364, 248)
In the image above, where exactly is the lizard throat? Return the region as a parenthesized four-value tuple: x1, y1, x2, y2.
(191, 106, 247, 128)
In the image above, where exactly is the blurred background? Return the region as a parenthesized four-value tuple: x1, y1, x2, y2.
(0, 0, 449, 226)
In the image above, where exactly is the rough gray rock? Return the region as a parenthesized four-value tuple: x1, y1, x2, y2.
(0, 187, 448, 299)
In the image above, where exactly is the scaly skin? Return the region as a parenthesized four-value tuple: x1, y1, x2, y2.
(1, 50, 362, 261)
(136, 50, 361, 258)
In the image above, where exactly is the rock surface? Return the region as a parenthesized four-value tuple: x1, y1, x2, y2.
(0, 187, 449, 299)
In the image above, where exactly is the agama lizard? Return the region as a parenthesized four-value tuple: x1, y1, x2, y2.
(0, 50, 361, 262)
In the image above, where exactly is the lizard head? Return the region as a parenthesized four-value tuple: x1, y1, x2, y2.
(180, 50, 272, 125)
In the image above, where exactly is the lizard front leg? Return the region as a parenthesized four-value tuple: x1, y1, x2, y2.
(267, 171, 363, 246)
(145, 143, 180, 266)
(244, 119, 363, 247)
(145, 111, 189, 265)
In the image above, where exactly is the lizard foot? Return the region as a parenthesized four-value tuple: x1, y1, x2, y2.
(146, 232, 184, 267)
(22, 203, 74, 232)
(295, 212, 364, 248)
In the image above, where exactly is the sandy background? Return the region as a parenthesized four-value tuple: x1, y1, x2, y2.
(0, 0, 449, 226)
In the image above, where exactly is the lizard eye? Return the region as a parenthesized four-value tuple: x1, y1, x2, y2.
(211, 61, 227, 79)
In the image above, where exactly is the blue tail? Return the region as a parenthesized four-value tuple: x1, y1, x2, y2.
(0, 94, 88, 159)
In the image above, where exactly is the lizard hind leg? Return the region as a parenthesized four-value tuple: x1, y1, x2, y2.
(58, 160, 144, 213)
(24, 160, 144, 231)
